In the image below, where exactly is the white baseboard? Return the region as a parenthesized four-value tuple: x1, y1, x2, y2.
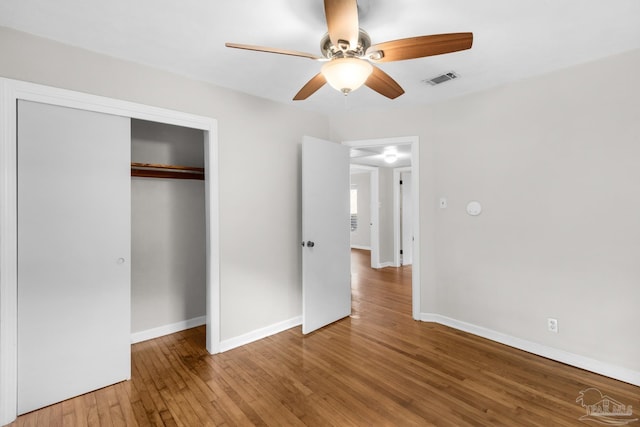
(131, 316, 206, 344)
(420, 313, 640, 387)
(219, 316, 302, 353)
(374, 262, 395, 268)
(350, 245, 371, 251)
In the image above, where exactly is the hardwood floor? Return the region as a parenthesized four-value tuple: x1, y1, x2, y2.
(10, 249, 638, 426)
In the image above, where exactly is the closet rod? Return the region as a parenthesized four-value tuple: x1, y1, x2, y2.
(131, 162, 205, 180)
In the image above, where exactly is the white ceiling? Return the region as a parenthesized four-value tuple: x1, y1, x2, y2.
(1, 0, 639, 115)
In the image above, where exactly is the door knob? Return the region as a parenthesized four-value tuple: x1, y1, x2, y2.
(306, 241, 315, 248)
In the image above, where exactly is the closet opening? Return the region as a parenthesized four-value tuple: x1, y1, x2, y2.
(130, 119, 207, 345)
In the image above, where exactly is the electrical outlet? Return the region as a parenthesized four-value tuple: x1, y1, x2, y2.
(547, 318, 558, 333)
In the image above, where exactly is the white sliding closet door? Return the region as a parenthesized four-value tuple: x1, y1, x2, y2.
(17, 101, 131, 414)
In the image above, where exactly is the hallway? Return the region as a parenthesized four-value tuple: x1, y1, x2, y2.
(350, 248, 412, 322)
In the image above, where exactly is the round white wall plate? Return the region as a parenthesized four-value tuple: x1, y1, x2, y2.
(466, 201, 482, 216)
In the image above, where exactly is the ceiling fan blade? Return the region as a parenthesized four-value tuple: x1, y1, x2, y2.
(324, 0, 359, 50)
(225, 42, 323, 61)
(366, 32, 473, 63)
(293, 73, 327, 101)
(365, 66, 405, 99)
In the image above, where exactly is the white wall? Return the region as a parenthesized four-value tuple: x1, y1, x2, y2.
(0, 26, 330, 341)
(131, 119, 206, 333)
(330, 48, 640, 374)
(350, 172, 370, 249)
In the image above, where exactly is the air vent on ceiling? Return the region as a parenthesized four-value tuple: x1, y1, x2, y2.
(424, 71, 459, 86)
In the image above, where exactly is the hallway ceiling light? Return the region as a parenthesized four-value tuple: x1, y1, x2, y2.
(384, 152, 398, 164)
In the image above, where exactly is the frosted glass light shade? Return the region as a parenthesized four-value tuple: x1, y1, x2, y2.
(321, 58, 373, 95)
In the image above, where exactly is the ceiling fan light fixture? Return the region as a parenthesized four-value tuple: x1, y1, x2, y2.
(321, 57, 373, 95)
(227, 0, 473, 101)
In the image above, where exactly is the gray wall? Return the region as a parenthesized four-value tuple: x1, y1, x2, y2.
(378, 167, 395, 265)
(330, 48, 640, 373)
(131, 119, 206, 333)
(350, 172, 370, 249)
(0, 26, 330, 341)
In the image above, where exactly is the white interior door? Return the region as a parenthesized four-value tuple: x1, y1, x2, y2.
(302, 136, 351, 334)
(401, 171, 413, 265)
(17, 101, 131, 414)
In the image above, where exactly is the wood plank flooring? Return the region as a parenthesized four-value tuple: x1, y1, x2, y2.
(9, 249, 639, 426)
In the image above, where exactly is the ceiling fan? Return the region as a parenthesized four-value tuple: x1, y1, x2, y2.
(226, 0, 473, 101)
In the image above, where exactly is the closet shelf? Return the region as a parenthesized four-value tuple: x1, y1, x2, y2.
(131, 162, 205, 180)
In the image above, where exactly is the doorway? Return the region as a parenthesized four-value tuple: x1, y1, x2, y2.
(130, 120, 208, 342)
(345, 137, 420, 320)
(394, 167, 413, 267)
(349, 164, 380, 269)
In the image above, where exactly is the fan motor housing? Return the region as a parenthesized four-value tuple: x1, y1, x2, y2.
(320, 29, 371, 59)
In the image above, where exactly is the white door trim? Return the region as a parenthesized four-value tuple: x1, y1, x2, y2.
(0, 78, 220, 425)
(343, 137, 420, 320)
(393, 167, 412, 267)
(349, 164, 380, 268)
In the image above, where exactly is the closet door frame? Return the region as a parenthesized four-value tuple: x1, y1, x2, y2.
(0, 77, 220, 425)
